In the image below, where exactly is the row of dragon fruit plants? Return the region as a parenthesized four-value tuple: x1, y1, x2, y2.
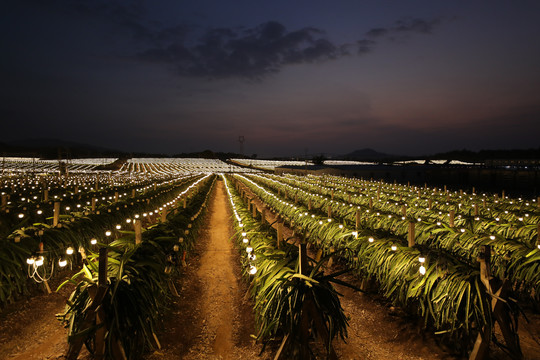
(232, 172, 539, 355)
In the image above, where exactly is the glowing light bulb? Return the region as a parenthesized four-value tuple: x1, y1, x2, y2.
(90, 238, 97, 245)
(489, 235, 495, 240)
(391, 245, 397, 251)
(246, 246, 253, 253)
(37, 210, 42, 215)
(368, 237, 374, 243)
(35, 256, 44, 267)
(460, 228, 466, 233)
(419, 265, 426, 275)
(105, 230, 112, 237)
(27, 257, 35, 265)
(338, 224, 343, 229)
(242, 232, 246, 237)
(418, 256, 425, 263)
(18, 213, 24, 219)
(58, 259, 67, 267)
(116, 224, 121, 230)
(243, 238, 249, 244)
(249, 265, 257, 275)
(66, 247, 74, 255)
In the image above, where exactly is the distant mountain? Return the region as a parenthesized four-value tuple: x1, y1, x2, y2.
(341, 148, 396, 161)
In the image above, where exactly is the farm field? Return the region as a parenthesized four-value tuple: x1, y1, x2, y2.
(0, 158, 539, 360)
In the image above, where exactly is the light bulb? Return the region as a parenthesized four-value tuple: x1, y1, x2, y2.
(35, 256, 44, 267)
(18, 213, 24, 219)
(26, 257, 35, 265)
(368, 237, 374, 243)
(66, 247, 74, 255)
(243, 238, 249, 244)
(249, 265, 257, 275)
(391, 245, 397, 251)
(90, 238, 97, 245)
(246, 246, 253, 253)
(105, 230, 112, 236)
(419, 265, 426, 275)
(418, 256, 425, 263)
(58, 259, 67, 267)
(116, 224, 121, 230)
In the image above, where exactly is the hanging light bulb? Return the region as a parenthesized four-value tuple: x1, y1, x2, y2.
(418, 256, 425, 263)
(249, 265, 257, 275)
(66, 247, 74, 255)
(419, 265, 426, 275)
(58, 258, 68, 267)
(27, 257, 35, 265)
(90, 238, 98, 245)
(391, 245, 397, 251)
(246, 246, 253, 253)
(368, 237, 374, 243)
(35, 256, 44, 267)
(115, 224, 121, 230)
(243, 238, 249, 244)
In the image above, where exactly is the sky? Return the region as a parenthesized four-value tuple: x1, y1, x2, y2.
(2, 1, 540, 158)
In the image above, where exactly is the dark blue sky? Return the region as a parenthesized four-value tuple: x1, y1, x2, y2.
(2, 1, 540, 157)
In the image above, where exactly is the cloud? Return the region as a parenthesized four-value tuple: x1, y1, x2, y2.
(366, 16, 445, 39)
(136, 21, 347, 79)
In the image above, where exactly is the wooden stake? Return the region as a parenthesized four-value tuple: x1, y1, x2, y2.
(327, 204, 332, 218)
(134, 220, 142, 244)
(355, 209, 360, 230)
(161, 208, 167, 223)
(449, 210, 455, 227)
(408, 222, 415, 247)
(277, 220, 283, 249)
(1, 194, 6, 211)
(53, 201, 61, 227)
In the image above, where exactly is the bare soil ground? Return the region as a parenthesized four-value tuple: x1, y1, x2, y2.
(0, 276, 70, 359)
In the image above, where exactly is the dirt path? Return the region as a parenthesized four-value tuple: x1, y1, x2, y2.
(147, 178, 268, 360)
(0, 280, 69, 360)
